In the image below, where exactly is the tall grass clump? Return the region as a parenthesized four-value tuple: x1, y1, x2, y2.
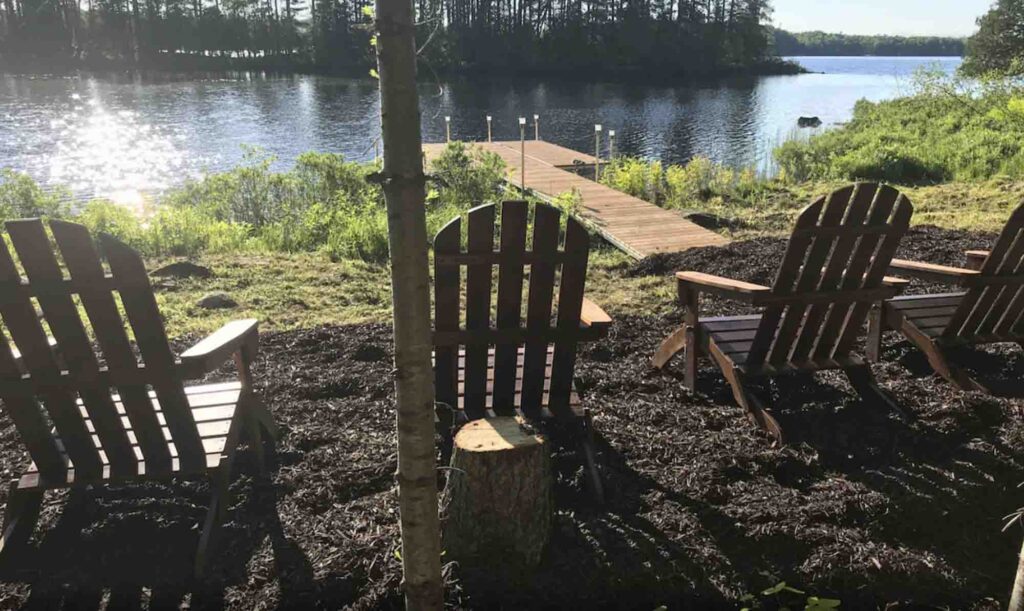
(775, 70, 1024, 183)
(601, 155, 767, 210)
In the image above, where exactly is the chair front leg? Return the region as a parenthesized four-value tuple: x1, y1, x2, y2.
(233, 344, 278, 473)
(681, 285, 699, 391)
(867, 305, 885, 363)
(0, 482, 42, 562)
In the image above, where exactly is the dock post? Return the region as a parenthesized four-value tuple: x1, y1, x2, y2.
(487, 115, 492, 143)
(533, 114, 539, 140)
(445, 116, 451, 142)
(519, 117, 526, 192)
(594, 124, 602, 181)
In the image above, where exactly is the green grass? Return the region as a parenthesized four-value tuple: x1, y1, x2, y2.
(151, 252, 393, 337)
(152, 248, 678, 338)
(774, 71, 1024, 183)
(600, 154, 1024, 237)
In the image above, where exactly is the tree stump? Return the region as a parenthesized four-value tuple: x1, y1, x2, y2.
(443, 417, 552, 578)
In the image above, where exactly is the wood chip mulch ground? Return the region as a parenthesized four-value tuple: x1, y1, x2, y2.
(0, 225, 1020, 609)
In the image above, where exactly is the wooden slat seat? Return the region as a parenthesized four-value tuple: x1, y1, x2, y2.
(653, 183, 914, 442)
(432, 200, 611, 500)
(883, 293, 966, 339)
(699, 315, 761, 366)
(0, 219, 278, 580)
(874, 201, 1024, 392)
(22, 382, 243, 489)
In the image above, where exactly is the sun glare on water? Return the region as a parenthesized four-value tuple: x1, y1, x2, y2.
(47, 96, 193, 213)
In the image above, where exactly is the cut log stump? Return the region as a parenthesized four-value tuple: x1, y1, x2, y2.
(443, 417, 552, 577)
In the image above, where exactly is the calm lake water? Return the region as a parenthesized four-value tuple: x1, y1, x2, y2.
(0, 56, 961, 205)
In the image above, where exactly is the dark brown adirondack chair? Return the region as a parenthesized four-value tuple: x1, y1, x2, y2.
(433, 201, 612, 496)
(871, 201, 1024, 392)
(0, 219, 277, 578)
(652, 183, 913, 442)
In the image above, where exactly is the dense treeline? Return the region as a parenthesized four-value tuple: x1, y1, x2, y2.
(772, 29, 964, 57)
(0, 0, 784, 77)
(962, 0, 1024, 75)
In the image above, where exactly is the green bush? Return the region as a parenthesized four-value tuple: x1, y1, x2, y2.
(0, 169, 70, 220)
(78, 200, 145, 247)
(143, 207, 251, 257)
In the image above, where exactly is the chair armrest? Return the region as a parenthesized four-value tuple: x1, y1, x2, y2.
(179, 319, 259, 377)
(882, 276, 910, 293)
(676, 271, 771, 303)
(580, 298, 612, 334)
(965, 250, 989, 271)
(888, 259, 980, 285)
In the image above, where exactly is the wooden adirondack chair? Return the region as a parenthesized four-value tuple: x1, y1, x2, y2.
(0, 219, 277, 579)
(433, 201, 612, 496)
(871, 201, 1024, 392)
(652, 183, 913, 442)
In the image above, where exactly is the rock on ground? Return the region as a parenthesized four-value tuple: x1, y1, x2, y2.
(150, 261, 213, 279)
(197, 292, 238, 309)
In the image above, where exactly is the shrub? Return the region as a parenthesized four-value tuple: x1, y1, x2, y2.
(0, 170, 70, 220)
(78, 200, 146, 248)
(428, 141, 506, 208)
(143, 206, 250, 257)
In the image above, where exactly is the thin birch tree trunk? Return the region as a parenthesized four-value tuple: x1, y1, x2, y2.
(1010, 535, 1024, 611)
(373, 0, 444, 608)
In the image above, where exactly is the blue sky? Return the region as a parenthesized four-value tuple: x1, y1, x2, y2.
(771, 0, 993, 37)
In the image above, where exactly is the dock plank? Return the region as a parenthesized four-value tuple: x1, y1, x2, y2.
(423, 140, 728, 258)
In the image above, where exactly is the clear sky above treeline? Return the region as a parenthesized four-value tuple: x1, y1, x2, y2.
(772, 0, 990, 37)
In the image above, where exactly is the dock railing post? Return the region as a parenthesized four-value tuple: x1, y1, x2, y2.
(534, 114, 539, 140)
(609, 130, 615, 162)
(445, 115, 451, 143)
(487, 115, 492, 143)
(519, 117, 527, 192)
(594, 124, 602, 181)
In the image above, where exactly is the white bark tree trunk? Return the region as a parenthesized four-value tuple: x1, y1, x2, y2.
(1010, 534, 1024, 611)
(373, 0, 444, 608)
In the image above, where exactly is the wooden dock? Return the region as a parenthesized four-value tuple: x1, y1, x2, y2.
(423, 140, 728, 259)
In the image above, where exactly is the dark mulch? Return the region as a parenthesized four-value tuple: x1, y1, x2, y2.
(0, 225, 1021, 609)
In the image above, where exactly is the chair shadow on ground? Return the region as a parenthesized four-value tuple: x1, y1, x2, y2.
(2, 444, 322, 611)
(518, 345, 1024, 608)
(706, 352, 1021, 603)
(894, 336, 1024, 398)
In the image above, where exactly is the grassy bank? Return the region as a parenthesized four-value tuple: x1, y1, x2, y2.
(599, 156, 1024, 236)
(774, 72, 1024, 183)
(1, 142, 510, 262)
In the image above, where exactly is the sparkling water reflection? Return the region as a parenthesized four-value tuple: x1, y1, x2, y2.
(0, 57, 961, 203)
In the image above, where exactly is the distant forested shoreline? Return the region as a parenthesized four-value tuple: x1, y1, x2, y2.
(772, 29, 965, 57)
(0, 0, 800, 80)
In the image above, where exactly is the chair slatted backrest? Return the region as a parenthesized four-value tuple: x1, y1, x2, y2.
(433, 201, 590, 421)
(0, 219, 205, 484)
(745, 183, 912, 371)
(944, 202, 1024, 340)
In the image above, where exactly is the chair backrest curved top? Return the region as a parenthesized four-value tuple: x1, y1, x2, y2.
(0, 219, 204, 484)
(432, 200, 591, 420)
(746, 182, 913, 370)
